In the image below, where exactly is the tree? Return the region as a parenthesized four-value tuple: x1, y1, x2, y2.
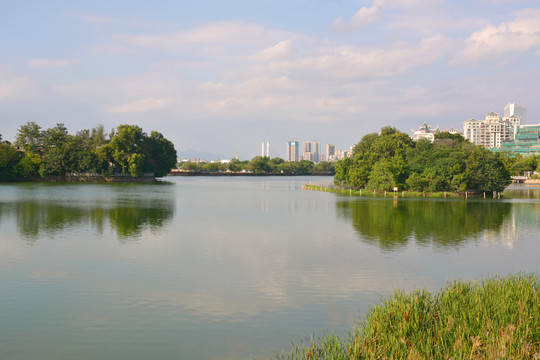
(39, 147, 65, 177)
(434, 132, 466, 142)
(14, 153, 40, 178)
(312, 161, 335, 175)
(0, 142, 20, 179)
(143, 131, 177, 177)
(128, 153, 145, 177)
(181, 161, 200, 171)
(203, 162, 223, 172)
(90, 125, 108, 147)
(247, 156, 273, 174)
(43, 123, 68, 149)
(16, 122, 43, 153)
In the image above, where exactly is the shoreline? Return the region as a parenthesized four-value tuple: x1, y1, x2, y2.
(168, 171, 334, 176)
(303, 184, 500, 198)
(0, 174, 157, 183)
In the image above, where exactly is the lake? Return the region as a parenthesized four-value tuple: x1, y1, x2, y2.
(0, 177, 538, 360)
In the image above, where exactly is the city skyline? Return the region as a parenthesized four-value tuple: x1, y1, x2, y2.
(1, 1, 540, 159)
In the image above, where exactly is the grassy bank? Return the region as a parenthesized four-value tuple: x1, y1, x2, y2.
(304, 185, 497, 199)
(275, 274, 539, 359)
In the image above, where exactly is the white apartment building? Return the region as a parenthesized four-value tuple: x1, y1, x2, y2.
(464, 112, 520, 148)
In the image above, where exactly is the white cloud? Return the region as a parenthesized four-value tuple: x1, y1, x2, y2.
(106, 98, 177, 113)
(331, 0, 383, 33)
(262, 34, 451, 81)
(451, 8, 540, 66)
(27, 58, 80, 69)
(73, 12, 119, 24)
(249, 40, 295, 61)
(115, 22, 305, 54)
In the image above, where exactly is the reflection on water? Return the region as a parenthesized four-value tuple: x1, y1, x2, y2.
(0, 179, 539, 360)
(0, 183, 175, 241)
(336, 198, 512, 250)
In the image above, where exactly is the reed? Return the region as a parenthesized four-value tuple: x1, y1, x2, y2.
(274, 273, 539, 359)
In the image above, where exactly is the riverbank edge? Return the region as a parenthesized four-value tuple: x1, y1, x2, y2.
(303, 184, 499, 199)
(0, 174, 157, 183)
(275, 273, 539, 360)
(168, 171, 334, 176)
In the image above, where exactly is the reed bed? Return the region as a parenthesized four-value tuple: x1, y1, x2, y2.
(275, 274, 539, 360)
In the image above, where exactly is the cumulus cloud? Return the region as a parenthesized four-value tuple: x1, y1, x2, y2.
(331, 0, 383, 33)
(27, 58, 80, 68)
(451, 8, 540, 66)
(262, 34, 451, 81)
(249, 40, 295, 61)
(106, 98, 177, 113)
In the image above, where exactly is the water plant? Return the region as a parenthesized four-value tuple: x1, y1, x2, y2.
(275, 274, 539, 359)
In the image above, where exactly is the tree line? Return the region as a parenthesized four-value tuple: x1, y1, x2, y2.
(180, 156, 335, 175)
(0, 122, 177, 180)
(334, 126, 516, 193)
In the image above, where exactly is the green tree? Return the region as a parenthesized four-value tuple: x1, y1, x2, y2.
(16, 122, 43, 153)
(203, 162, 223, 172)
(311, 161, 335, 175)
(247, 156, 273, 174)
(39, 147, 65, 177)
(143, 131, 177, 177)
(128, 153, 145, 177)
(182, 161, 202, 171)
(0, 142, 20, 179)
(43, 123, 68, 149)
(90, 125, 108, 147)
(14, 153, 40, 178)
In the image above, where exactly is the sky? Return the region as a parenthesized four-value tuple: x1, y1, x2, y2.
(1, 0, 540, 160)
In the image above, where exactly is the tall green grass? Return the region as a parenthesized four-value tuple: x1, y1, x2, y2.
(275, 274, 539, 359)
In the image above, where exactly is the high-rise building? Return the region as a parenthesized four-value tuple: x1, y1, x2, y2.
(504, 103, 527, 124)
(464, 112, 519, 148)
(303, 142, 311, 160)
(312, 141, 321, 163)
(326, 144, 335, 161)
(286, 141, 299, 162)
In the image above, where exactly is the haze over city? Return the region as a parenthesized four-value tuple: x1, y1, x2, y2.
(2, 0, 539, 159)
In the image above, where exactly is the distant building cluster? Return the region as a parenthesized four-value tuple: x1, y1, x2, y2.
(463, 103, 524, 148)
(286, 140, 351, 162)
(458, 102, 540, 156)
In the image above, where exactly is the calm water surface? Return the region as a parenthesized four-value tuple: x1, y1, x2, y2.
(0, 177, 538, 360)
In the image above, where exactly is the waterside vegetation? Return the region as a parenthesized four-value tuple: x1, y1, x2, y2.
(178, 156, 335, 176)
(334, 127, 513, 194)
(0, 122, 177, 181)
(276, 273, 539, 360)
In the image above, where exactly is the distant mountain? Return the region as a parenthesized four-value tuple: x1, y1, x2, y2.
(177, 149, 229, 161)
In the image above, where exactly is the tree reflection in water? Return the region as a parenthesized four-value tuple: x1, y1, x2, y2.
(3, 199, 175, 242)
(336, 198, 512, 251)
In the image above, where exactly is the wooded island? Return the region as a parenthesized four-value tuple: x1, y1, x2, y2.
(0, 122, 177, 181)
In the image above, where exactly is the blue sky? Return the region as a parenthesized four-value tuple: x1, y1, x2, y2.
(2, 0, 540, 159)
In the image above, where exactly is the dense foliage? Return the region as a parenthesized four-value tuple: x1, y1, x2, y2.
(0, 122, 177, 180)
(180, 156, 335, 176)
(335, 127, 512, 193)
(278, 274, 539, 360)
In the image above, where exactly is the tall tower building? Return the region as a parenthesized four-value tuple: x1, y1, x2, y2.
(326, 144, 335, 161)
(286, 141, 299, 162)
(312, 141, 321, 163)
(303, 142, 312, 161)
(504, 103, 527, 124)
